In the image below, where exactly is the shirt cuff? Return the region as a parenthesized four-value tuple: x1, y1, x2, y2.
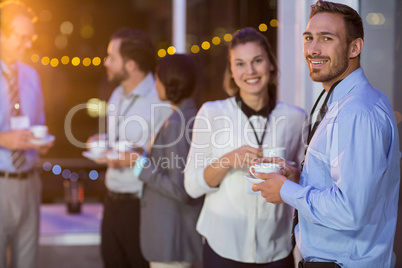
(280, 179, 302, 209)
(133, 150, 148, 177)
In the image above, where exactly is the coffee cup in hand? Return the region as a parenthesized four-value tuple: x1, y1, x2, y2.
(249, 163, 281, 179)
(30, 125, 48, 139)
(88, 140, 108, 155)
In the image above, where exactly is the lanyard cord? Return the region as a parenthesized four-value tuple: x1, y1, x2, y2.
(292, 80, 342, 248)
(302, 80, 342, 169)
(235, 98, 271, 148)
(115, 95, 139, 141)
(248, 118, 269, 148)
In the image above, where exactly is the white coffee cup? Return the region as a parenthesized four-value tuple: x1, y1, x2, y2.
(249, 163, 281, 178)
(262, 146, 286, 159)
(88, 140, 108, 155)
(30, 125, 48, 139)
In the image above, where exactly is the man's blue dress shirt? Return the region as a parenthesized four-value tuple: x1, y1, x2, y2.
(281, 68, 400, 267)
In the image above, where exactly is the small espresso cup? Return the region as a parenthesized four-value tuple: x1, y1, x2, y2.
(30, 125, 48, 139)
(262, 146, 286, 159)
(249, 163, 281, 178)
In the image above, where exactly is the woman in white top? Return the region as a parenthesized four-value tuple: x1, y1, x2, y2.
(184, 27, 307, 267)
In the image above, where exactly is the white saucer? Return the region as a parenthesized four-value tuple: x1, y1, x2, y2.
(29, 135, 55, 146)
(82, 151, 107, 161)
(245, 174, 265, 185)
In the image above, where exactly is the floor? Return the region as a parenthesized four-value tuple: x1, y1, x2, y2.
(38, 203, 103, 268)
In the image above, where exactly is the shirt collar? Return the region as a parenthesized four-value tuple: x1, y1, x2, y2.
(235, 93, 275, 118)
(118, 72, 155, 98)
(327, 68, 366, 106)
(0, 60, 17, 74)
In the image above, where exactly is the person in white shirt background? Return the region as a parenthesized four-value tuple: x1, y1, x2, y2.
(184, 27, 307, 268)
(86, 27, 170, 268)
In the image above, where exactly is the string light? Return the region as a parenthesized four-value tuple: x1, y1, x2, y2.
(191, 45, 200, 54)
(31, 21, 278, 66)
(211, 36, 221, 45)
(71, 57, 80, 66)
(167, 46, 176, 55)
(158, 49, 167, 58)
(50, 58, 59, 67)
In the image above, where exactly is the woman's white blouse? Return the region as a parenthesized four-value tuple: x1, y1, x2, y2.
(184, 97, 307, 263)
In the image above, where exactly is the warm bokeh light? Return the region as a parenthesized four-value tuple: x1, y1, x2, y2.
(224, 33, 232, 42)
(55, 34, 68, 50)
(39, 10, 52, 22)
(212, 36, 221, 45)
(60, 21, 74, 35)
(50, 58, 59, 67)
(158, 49, 167, 58)
(259, 23, 268, 32)
(92, 57, 101, 66)
(41, 57, 50, 66)
(167, 46, 176, 55)
(270, 19, 278, 27)
(87, 98, 107, 117)
(31, 54, 40, 63)
(191, 45, 200, 54)
(366, 13, 385, 25)
(83, 57, 92, 67)
(71, 57, 80, 66)
(201, 41, 211, 50)
(61, 56, 70, 65)
(80, 25, 94, 39)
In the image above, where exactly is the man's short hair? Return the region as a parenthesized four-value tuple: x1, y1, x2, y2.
(111, 28, 156, 74)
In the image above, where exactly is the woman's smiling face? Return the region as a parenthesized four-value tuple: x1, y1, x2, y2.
(229, 41, 273, 96)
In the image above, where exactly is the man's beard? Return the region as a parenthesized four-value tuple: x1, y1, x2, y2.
(109, 68, 129, 84)
(308, 53, 349, 83)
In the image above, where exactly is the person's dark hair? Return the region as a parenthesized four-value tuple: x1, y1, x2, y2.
(0, 0, 37, 36)
(310, 0, 364, 44)
(223, 27, 278, 103)
(156, 54, 196, 104)
(111, 28, 156, 73)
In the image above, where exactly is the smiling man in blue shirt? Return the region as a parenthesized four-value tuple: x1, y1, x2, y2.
(252, 1, 400, 267)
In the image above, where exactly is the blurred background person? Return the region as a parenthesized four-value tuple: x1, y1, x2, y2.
(86, 28, 170, 268)
(184, 27, 307, 267)
(108, 54, 203, 268)
(0, 1, 53, 267)
(139, 54, 203, 268)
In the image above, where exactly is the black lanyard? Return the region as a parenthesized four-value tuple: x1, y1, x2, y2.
(235, 96, 274, 148)
(302, 80, 342, 169)
(114, 94, 139, 141)
(248, 118, 269, 148)
(292, 80, 342, 248)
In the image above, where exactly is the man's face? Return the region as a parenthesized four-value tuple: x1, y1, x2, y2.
(303, 12, 350, 87)
(104, 38, 129, 84)
(0, 15, 36, 64)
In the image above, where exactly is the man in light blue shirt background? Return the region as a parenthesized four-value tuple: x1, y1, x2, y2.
(252, 1, 400, 267)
